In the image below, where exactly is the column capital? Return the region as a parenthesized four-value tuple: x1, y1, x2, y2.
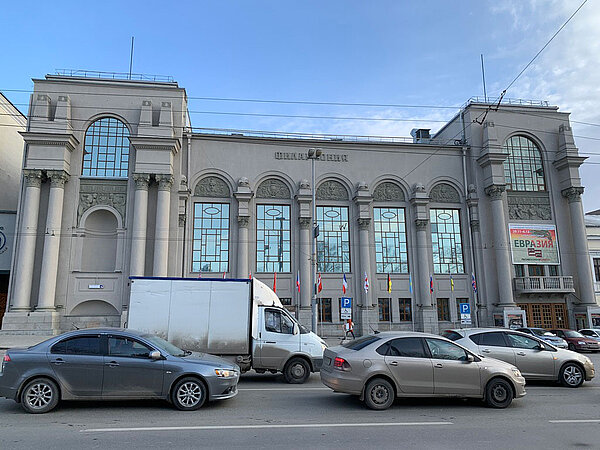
(298, 217, 312, 229)
(470, 219, 480, 232)
(156, 174, 174, 191)
(415, 218, 429, 230)
(46, 170, 69, 188)
(357, 217, 371, 230)
(133, 173, 151, 190)
(23, 169, 43, 188)
(484, 184, 506, 200)
(562, 186, 584, 203)
(237, 215, 250, 228)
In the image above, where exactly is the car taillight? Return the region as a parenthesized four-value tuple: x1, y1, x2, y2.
(2, 354, 9, 362)
(333, 357, 351, 371)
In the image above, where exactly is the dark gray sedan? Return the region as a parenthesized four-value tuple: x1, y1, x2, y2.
(0, 328, 240, 413)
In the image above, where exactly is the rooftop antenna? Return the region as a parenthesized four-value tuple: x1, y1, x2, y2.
(128, 36, 135, 80)
(480, 54, 487, 102)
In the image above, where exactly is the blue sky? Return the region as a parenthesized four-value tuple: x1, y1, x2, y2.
(3, 0, 600, 210)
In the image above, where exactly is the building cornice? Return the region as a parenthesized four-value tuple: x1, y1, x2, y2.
(19, 131, 79, 151)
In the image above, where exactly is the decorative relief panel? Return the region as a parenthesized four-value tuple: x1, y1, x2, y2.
(507, 192, 552, 220)
(430, 183, 460, 203)
(78, 179, 127, 224)
(373, 182, 405, 202)
(256, 179, 290, 199)
(316, 180, 348, 200)
(194, 176, 230, 198)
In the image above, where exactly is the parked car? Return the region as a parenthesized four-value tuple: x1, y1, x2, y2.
(515, 327, 568, 348)
(320, 332, 526, 410)
(578, 329, 600, 342)
(548, 329, 600, 353)
(442, 328, 595, 387)
(0, 328, 240, 413)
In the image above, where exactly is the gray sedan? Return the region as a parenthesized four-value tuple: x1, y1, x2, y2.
(442, 328, 595, 387)
(320, 332, 526, 410)
(0, 328, 240, 413)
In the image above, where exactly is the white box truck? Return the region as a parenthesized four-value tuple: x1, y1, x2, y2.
(127, 277, 326, 383)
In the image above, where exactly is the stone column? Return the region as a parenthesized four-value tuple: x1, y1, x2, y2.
(298, 217, 312, 308)
(11, 170, 43, 311)
(563, 187, 596, 304)
(485, 185, 515, 306)
(358, 218, 372, 308)
(153, 174, 174, 277)
(415, 219, 432, 308)
(130, 173, 150, 277)
(237, 216, 250, 278)
(36, 170, 69, 310)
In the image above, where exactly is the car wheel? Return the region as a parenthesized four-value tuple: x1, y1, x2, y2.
(284, 357, 310, 384)
(364, 378, 395, 410)
(559, 363, 584, 388)
(485, 378, 513, 409)
(20, 378, 60, 414)
(568, 343, 576, 351)
(171, 377, 207, 411)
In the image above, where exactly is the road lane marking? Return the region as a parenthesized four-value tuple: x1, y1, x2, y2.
(81, 422, 453, 433)
(238, 387, 330, 391)
(548, 419, 600, 423)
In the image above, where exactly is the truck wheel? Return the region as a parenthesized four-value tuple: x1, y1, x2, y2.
(20, 378, 60, 414)
(284, 358, 310, 384)
(171, 377, 207, 410)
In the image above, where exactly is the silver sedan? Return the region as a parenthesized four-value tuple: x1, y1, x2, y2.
(0, 328, 240, 413)
(442, 328, 595, 387)
(320, 331, 526, 410)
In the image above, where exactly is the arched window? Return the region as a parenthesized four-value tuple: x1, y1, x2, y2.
(82, 117, 130, 177)
(503, 135, 545, 191)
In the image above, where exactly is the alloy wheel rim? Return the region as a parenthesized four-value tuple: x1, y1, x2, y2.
(177, 382, 202, 407)
(26, 383, 53, 409)
(371, 384, 389, 405)
(491, 384, 508, 402)
(564, 366, 582, 386)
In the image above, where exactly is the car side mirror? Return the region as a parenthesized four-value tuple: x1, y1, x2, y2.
(467, 354, 475, 363)
(149, 350, 162, 360)
(293, 323, 299, 335)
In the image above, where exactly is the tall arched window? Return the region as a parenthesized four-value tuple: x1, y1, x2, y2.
(503, 135, 545, 191)
(82, 117, 130, 177)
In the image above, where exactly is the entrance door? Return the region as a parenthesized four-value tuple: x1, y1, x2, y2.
(518, 303, 568, 329)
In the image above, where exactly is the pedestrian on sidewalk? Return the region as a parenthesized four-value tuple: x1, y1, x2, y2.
(341, 319, 355, 341)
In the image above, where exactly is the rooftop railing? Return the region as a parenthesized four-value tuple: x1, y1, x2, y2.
(54, 69, 175, 83)
(514, 276, 575, 294)
(465, 96, 550, 108)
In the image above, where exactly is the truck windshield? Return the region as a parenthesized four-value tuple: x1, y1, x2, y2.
(142, 334, 187, 357)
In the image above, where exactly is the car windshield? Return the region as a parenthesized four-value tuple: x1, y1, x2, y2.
(142, 334, 187, 357)
(530, 329, 546, 336)
(341, 335, 381, 350)
(563, 330, 584, 338)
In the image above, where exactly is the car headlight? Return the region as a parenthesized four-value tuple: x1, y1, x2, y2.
(578, 341, 586, 345)
(512, 368, 522, 378)
(215, 368, 236, 378)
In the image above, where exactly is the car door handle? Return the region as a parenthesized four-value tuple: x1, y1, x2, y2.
(51, 358, 65, 365)
(266, 341, 276, 344)
(516, 352, 526, 356)
(389, 361, 398, 366)
(481, 349, 491, 353)
(105, 361, 120, 367)
(434, 363, 443, 368)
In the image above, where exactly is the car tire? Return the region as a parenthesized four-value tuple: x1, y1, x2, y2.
(283, 357, 310, 384)
(485, 378, 513, 409)
(559, 363, 584, 388)
(364, 378, 395, 411)
(568, 343, 576, 351)
(171, 377, 207, 411)
(20, 378, 60, 414)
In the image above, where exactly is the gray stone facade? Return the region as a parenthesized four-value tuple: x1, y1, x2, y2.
(2, 74, 598, 336)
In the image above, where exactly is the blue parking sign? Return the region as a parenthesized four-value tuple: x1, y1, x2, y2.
(341, 297, 352, 308)
(460, 303, 471, 315)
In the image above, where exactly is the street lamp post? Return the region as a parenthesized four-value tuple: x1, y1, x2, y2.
(307, 147, 322, 333)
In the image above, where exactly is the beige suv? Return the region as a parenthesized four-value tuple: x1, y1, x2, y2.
(320, 331, 526, 410)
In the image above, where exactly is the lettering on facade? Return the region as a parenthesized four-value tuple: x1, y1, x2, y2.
(78, 179, 128, 225)
(507, 192, 552, 220)
(274, 152, 348, 162)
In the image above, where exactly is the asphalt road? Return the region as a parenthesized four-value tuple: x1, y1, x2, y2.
(1, 352, 600, 449)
